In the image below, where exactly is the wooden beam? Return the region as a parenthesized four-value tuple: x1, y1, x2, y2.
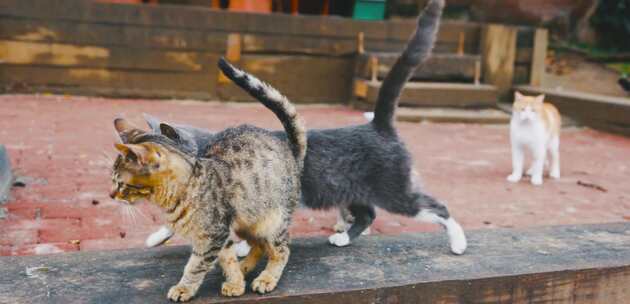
(357, 79, 498, 107)
(2, 223, 630, 303)
(356, 53, 481, 82)
(216, 55, 354, 103)
(529, 28, 548, 86)
(481, 24, 518, 99)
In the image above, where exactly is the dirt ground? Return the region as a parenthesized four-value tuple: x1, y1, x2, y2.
(1, 94, 629, 256)
(543, 51, 628, 98)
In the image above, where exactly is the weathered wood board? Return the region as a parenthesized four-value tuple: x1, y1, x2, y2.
(217, 55, 355, 103)
(357, 80, 498, 107)
(1, 223, 630, 303)
(356, 53, 480, 82)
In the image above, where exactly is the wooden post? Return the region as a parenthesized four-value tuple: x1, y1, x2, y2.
(457, 32, 465, 56)
(369, 55, 378, 83)
(474, 60, 481, 85)
(357, 32, 365, 55)
(481, 24, 517, 100)
(529, 28, 548, 87)
(218, 33, 241, 84)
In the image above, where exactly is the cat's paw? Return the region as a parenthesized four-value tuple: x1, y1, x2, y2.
(550, 170, 560, 179)
(333, 221, 350, 233)
(221, 281, 245, 297)
(234, 241, 251, 258)
(531, 176, 543, 186)
(167, 284, 195, 302)
(252, 272, 278, 294)
(506, 173, 522, 183)
(146, 226, 173, 248)
(361, 227, 371, 236)
(525, 167, 534, 176)
(445, 218, 467, 255)
(328, 232, 350, 247)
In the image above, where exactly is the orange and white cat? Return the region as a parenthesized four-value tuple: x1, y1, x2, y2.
(507, 92, 561, 186)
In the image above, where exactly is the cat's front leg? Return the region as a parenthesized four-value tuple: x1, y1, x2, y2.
(507, 143, 524, 183)
(167, 237, 227, 302)
(530, 144, 546, 186)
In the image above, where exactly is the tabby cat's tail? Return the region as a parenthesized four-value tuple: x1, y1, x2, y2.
(372, 0, 444, 132)
(217, 58, 307, 164)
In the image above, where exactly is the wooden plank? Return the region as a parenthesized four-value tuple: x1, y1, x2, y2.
(359, 80, 498, 107)
(529, 28, 548, 86)
(0, 40, 216, 72)
(397, 107, 510, 124)
(0, 17, 228, 52)
(515, 85, 630, 135)
(356, 53, 480, 81)
(2, 223, 630, 303)
(481, 24, 518, 98)
(0, 0, 482, 45)
(217, 55, 354, 103)
(0, 64, 218, 94)
(241, 34, 357, 56)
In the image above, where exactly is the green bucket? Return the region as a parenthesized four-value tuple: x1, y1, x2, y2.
(353, 0, 386, 20)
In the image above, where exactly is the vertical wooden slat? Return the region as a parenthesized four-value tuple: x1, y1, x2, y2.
(529, 28, 548, 87)
(481, 24, 517, 100)
(218, 33, 241, 84)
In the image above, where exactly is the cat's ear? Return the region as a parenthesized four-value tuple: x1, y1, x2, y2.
(535, 94, 545, 103)
(514, 91, 524, 100)
(159, 123, 181, 142)
(115, 143, 149, 164)
(114, 117, 144, 143)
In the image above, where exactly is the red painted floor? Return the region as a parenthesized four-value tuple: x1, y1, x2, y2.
(1, 94, 629, 256)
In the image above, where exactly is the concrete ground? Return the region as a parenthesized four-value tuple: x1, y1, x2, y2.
(1, 94, 629, 256)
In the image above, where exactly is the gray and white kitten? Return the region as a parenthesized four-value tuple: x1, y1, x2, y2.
(146, 0, 466, 255)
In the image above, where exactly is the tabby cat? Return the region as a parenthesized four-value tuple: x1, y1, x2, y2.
(110, 66, 307, 301)
(507, 91, 561, 185)
(145, 0, 467, 255)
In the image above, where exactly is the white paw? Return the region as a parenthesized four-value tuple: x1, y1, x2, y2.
(445, 218, 467, 255)
(363, 112, 374, 121)
(234, 240, 251, 258)
(507, 173, 521, 183)
(531, 176, 543, 186)
(550, 170, 560, 179)
(361, 227, 371, 236)
(145, 226, 174, 248)
(328, 232, 350, 247)
(525, 167, 534, 176)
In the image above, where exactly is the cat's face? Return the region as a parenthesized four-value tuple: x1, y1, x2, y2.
(512, 92, 545, 122)
(110, 118, 189, 204)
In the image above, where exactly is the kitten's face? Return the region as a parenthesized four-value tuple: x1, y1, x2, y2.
(110, 142, 169, 204)
(512, 92, 545, 122)
(110, 118, 187, 204)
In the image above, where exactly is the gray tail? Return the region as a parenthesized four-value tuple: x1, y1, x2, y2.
(372, 0, 444, 132)
(217, 58, 307, 164)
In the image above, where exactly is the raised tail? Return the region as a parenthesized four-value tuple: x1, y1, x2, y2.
(217, 58, 307, 164)
(372, 0, 444, 131)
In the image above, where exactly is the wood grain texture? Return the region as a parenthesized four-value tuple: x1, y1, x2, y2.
(356, 53, 480, 81)
(358, 80, 498, 107)
(481, 24, 518, 97)
(529, 28, 549, 86)
(1, 223, 630, 303)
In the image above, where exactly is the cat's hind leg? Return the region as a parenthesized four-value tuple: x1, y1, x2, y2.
(407, 192, 467, 255)
(549, 136, 560, 179)
(252, 234, 290, 294)
(329, 204, 375, 247)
